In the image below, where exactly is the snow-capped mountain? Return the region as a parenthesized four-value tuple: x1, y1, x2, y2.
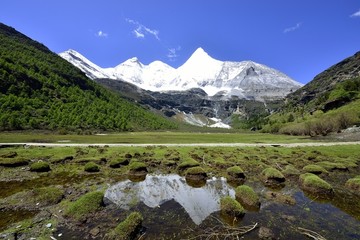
(105, 174, 235, 225)
(59, 49, 109, 79)
(59, 47, 302, 100)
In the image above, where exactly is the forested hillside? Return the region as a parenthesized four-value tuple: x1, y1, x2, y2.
(262, 52, 360, 136)
(0, 23, 177, 132)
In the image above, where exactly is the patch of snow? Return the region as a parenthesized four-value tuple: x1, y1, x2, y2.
(209, 122, 232, 129)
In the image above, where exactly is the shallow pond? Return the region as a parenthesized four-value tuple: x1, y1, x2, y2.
(103, 174, 360, 239)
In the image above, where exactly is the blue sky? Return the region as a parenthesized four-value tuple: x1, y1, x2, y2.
(1, 0, 360, 84)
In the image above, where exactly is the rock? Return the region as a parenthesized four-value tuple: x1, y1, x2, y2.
(265, 191, 296, 205)
(46, 223, 52, 228)
(90, 227, 100, 236)
(258, 227, 275, 239)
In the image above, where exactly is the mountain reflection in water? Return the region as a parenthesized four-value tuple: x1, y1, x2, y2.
(104, 174, 235, 225)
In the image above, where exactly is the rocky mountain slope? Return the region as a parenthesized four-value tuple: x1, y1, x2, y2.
(262, 51, 360, 136)
(60, 48, 302, 101)
(96, 78, 283, 129)
(286, 51, 360, 107)
(0, 22, 176, 131)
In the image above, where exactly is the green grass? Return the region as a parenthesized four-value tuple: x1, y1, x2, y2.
(84, 162, 100, 172)
(128, 161, 147, 172)
(30, 162, 51, 172)
(303, 164, 328, 174)
(345, 176, 360, 193)
(299, 173, 333, 194)
(235, 185, 260, 208)
(0, 131, 310, 144)
(108, 212, 143, 240)
(220, 196, 245, 217)
(185, 166, 206, 175)
(65, 191, 104, 220)
(261, 167, 285, 181)
(0, 157, 29, 167)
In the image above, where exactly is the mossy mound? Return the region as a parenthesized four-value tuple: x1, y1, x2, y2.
(235, 185, 260, 210)
(177, 159, 200, 171)
(345, 176, 360, 193)
(299, 173, 333, 195)
(185, 166, 207, 182)
(84, 162, 100, 172)
(261, 167, 285, 183)
(65, 191, 104, 220)
(108, 212, 143, 240)
(109, 158, 129, 168)
(317, 161, 349, 171)
(1, 186, 64, 208)
(128, 161, 148, 174)
(227, 166, 245, 179)
(303, 164, 328, 175)
(30, 161, 51, 172)
(282, 165, 300, 176)
(220, 196, 245, 218)
(0, 151, 18, 158)
(0, 157, 29, 167)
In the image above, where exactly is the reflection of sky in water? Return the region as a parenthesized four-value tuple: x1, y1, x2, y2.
(105, 174, 235, 225)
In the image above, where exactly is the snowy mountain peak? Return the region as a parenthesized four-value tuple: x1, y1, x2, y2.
(182, 47, 222, 67)
(59, 49, 109, 79)
(59, 47, 303, 100)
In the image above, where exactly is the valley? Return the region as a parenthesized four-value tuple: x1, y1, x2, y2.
(0, 18, 360, 240)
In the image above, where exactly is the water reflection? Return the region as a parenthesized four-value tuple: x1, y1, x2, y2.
(104, 174, 234, 225)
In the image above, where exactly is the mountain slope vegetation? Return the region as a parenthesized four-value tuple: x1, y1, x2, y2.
(262, 52, 360, 136)
(0, 23, 176, 131)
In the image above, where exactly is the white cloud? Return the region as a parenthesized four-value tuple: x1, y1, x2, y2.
(283, 22, 302, 33)
(133, 29, 145, 38)
(350, 9, 360, 18)
(167, 46, 181, 61)
(97, 30, 108, 38)
(126, 18, 160, 40)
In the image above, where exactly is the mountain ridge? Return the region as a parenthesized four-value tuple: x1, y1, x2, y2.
(60, 48, 303, 101)
(0, 22, 176, 131)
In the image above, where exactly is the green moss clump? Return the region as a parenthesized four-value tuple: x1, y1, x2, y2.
(66, 191, 104, 220)
(30, 161, 51, 172)
(317, 161, 348, 171)
(303, 164, 328, 174)
(299, 173, 333, 195)
(84, 162, 100, 172)
(186, 166, 206, 175)
(33, 186, 64, 205)
(108, 212, 143, 240)
(185, 167, 207, 182)
(227, 166, 245, 179)
(0, 157, 29, 167)
(128, 161, 148, 173)
(235, 185, 260, 209)
(109, 158, 129, 168)
(345, 176, 360, 193)
(177, 158, 200, 171)
(220, 196, 245, 218)
(261, 167, 285, 182)
(282, 165, 300, 176)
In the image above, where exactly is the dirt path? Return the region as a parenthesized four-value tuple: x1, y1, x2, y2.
(1, 141, 360, 148)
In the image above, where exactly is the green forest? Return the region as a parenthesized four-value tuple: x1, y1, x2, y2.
(0, 23, 177, 132)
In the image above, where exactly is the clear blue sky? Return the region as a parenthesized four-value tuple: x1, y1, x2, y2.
(1, 0, 360, 84)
